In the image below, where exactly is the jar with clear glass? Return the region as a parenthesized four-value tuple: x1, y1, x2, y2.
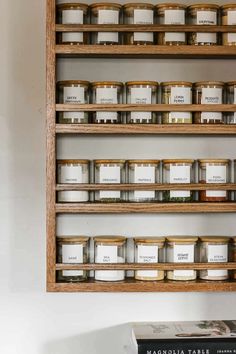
(57, 81, 90, 124)
(156, 4, 187, 45)
(161, 81, 192, 124)
(123, 3, 155, 45)
(199, 236, 229, 281)
(162, 159, 195, 202)
(230, 237, 236, 280)
(226, 81, 236, 124)
(193, 81, 225, 124)
(188, 4, 219, 46)
(198, 159, 230, 202)
(57, 159, 90, 202)
(90, 3, 122, 45)
(91, 81, 123, 123)
(128, 160, 160, 202)
(94, 159, 126, 202)
(57, 236, 89, 282)
(57, 3, 89, 45)
(221, 4, 236, 46)
(126, 81, 158, 123)
(166, 237, 198, 281)
(94, 236, 126, 281)
(134, 237, 165, 281)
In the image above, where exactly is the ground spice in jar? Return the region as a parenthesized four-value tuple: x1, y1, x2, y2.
(221, 4, 236, 46)
(226, 81, 236, 124)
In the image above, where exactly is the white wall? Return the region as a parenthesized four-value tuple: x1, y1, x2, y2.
(0, 1, 236, 354)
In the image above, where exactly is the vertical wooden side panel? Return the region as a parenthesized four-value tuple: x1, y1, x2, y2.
(46, 0, 56, 290)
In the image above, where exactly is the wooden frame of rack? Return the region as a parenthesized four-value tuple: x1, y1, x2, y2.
(47, 0, 236, 292)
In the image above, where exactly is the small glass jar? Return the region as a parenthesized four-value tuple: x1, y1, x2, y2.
(162, 159, 195, 202)
(199, 236, 229, 281)
(161, 81, 192, 124)
(90, 3, 122, 45)
(94, 159, 126, 202)
(57, 3, 89, 45)
(156, 4, 187, 45)
(230, 237, 236, 280)
(198, 159, 230, 202)
(193, 81, 225, 124)
(166, 237, 198, 281)
(91, 81, 123, 123)
(57, 159, 90, 202)
(128, 160, 160, 202)
(124, 3, 155, 45)
(94, 236, 126, 281)
(57, 80, 90, 124)
(57, 236, 89, 282)
(188, 4, 219, 46)
(134, 237, 165, 281)
(221, 4, 236, 46)
(126, 81, 158, 123)
(226, 81, 236, 124)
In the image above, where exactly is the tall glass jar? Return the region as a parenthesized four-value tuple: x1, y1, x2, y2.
(221, 4, 236, 46)
(94, 159, 126, 202)
(134, 237, 165, 281)
(156, 4, 187, 45)
(188, 4, 219, 46)
(91, 81, 123, 123)
(127, 160, 160, 202)
(94, 236, 126, 281)
(90, 3, 122, 45)
(57, 80, 90, 124)
(226, 81, 236, 124)
(57, 3, 89, 45)
(161, 81, 192, 124)
(166, 236, 198, 281)
(123, 3, 155, 45)
(199, 236, 229, 281)
(193, 81, 225, 124)
(162, 159, 195, 202)
(126, 81, 158, 123)
(57, 159, 90, 202)
(57, 236, 89, 282)
(198, 159, 230, 202)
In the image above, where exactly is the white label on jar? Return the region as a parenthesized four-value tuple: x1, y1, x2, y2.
(137, 245, 159, 278)
(164, 10, 185, 24)
(62, 32, 84, 43)
(208, 244, 228, 277)
(96, 112, 118, 122)
(98, 10, 119, 43)
(63, 112, 85, 121)
(165, 32, 185, 42)
(196, 33, 217, 44)
(95, 245, 125, 281)
(134, 166, 155, 199)
(133, 9, 153, 42)
(96, 87, 117, 104)
(62, 10, 83, 24)
(197, 11, 217, 25)
(58, 191, 89, 202)
(99, 166, 120, 199)
(228, 10, 236, 25)
(170, 87, 191, 104)
(206, 164, 227, 197)
(173, 244, 194, 277)
(60, 165, 83, 183)
(169, 112, 192, 122)
(170, 165, 190, 198)
(64, 87, 85, 104)
(131, 112, 152, 122)
(201, 112, 222, 122)
(96, 245, 117, 263)
(131, 87, 152, 104)
(62, 244, 83, 277)
(227, 33, 236, 43)
(201, 88, 222, 104)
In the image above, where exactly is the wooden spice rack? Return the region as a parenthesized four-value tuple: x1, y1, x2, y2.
(47, 0, 236, 292)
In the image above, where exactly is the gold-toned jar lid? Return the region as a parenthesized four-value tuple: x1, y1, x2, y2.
(128, 159, 160, 164)
(198, 159, 230, 164)
(57, 80, 90, 86)
(126, 81, 158, 86)
(134, 237, 165, 243)
(91, 81, 123, 87)
(90, 2, 122, 9)
(57, 236, 89, 242)
(221, 4, 236, 10)
(161, 81, 192, 87)
(124, 3, 154, 10)
(188, 4, 219, 10)
(163, 159, 194, 164)
(57, 3, 89, 11)
(156, 3, 187, 10)
(167, 236, 198, 243)
(200, 236, 230, 243)
(94, 159, 126, 164)
(57, 159, 90, 164)
(94, 236, 126, 243)
(194, 81, 225, 87)
(226, 81, 236, 86)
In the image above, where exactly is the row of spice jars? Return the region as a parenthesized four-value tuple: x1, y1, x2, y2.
(57, 159, 234, 203)
(57, 3, 236, 46)
(57, 80, 236, 124)
(57, 235, 236, 282)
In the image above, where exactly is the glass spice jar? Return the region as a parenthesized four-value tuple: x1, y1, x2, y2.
(221, 4, 236, 46)
(57, 3, 89, 45)
(230, 237, 236, 280)
(161, 81, 192, 124)
(94, 159, 126, 202)
(134, 237, 165, 281)
(94, 236, 126, 281)
(193, 81, 225, 124)
(127, 160, 160, 202)
(123, 3, 155, 45)
(57, 80, 90, 124)
(90, 3, 122, 45)
(188, 4, 219, 46)
(198, 159, 230, 202)
(57, 159, 90, 202)
(91, 81, 123, 123)
(226, 81, 236, 124)
(126, 81, 158, 123)
(57, 236, 89, 282)
(162, 159, 195, 202)
(156, 4, 187, 45)
(166, 236, 198, 281)
(199, 236, 229, 281)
